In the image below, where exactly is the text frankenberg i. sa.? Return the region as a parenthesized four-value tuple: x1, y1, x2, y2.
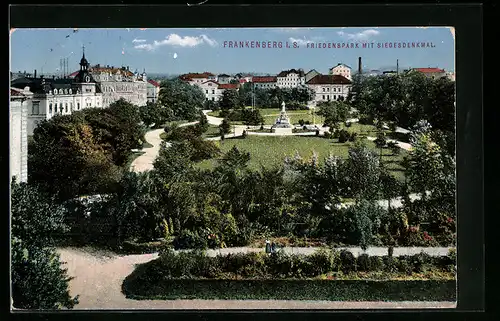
(223, 40, 436, 49)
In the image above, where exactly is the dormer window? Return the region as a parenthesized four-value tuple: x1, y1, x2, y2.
(54, 89, 58, 94)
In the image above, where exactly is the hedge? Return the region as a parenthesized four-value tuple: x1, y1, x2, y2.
(122, 277, 456, 301)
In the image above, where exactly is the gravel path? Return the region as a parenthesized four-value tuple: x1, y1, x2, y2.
(130, 122, 198, 172)
(58, 247, 455, 310)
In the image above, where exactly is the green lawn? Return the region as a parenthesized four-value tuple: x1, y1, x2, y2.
(196, 136, 407, 181)
(207, 108, 325, 126)
(202, 125, 221, 138)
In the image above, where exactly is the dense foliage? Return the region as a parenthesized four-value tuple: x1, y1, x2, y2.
(28, 98, 144, 201)
(158, 79, 206, 121)
(11, 180, 78, 309)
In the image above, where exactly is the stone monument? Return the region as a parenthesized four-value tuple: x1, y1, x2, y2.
(271, 101, 293, 134)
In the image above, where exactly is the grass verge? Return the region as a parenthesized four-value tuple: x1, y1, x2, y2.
(122, 277, 456, 301)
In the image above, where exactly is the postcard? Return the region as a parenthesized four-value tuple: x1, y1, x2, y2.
(10, 27, 456, 310)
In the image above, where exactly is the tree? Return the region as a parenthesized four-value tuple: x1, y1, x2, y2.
(317, 101, 350, 130)
(158, 79, 205, 121)
(198, 111, 209, 133)
(242, 109, 264, 126)
(10, 180, 79, 309)
(28, 115, 123, 201)
(219, 118, 231, 136)
(374, 131, 387, 161)
(220, 89, 241, 111)
(139, 101, 164, 128)
(343, 141, 381, 200)
(347, 199, 387, 250)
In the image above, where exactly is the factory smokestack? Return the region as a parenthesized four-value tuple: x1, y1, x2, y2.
(34, 69, 37, 78)
(358, 57, 362, 74)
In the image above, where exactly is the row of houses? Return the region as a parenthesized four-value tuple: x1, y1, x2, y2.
(10, 52, 162, 136)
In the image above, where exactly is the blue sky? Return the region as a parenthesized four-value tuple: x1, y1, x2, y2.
(10, 27, 455, 76)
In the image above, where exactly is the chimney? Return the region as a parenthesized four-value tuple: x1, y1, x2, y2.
(396, 59, 399, 74)
(34, 69, 37, 78)
(358, 57, 362, 74)
(127, 66, 129, 71)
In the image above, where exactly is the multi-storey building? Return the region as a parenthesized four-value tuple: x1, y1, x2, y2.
(216, 74, 233, 84)
(305, 69, 321, 83)
(199, 80, 222, 101)
(329, 63, 352, 80)
(147, 79, 161, 103)
(306, 74, 352, 103)
(411, 67, 447, 79)
(11, 53, 103, 135)
(252, 76, 277, 89)
(10, 87, 32, 183)
(71, 64, 148, 107)
(276, 69, 305, 88)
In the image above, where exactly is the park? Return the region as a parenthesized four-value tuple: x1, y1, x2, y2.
(11, 72, 456, 309)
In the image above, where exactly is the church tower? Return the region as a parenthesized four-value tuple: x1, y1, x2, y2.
(75, 46, 92, 84)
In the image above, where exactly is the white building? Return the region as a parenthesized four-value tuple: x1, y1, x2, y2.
(329, 63, 352, 80)
(216, 74, 233, 84)
(199, 80, 222, 101)
(10, 87, 32, 183)
(306, 74, 352, 103)
(70, 64, 148, 107)
(277, 69, 306, 88)
(11, 53, 103, 135)
(147, 79, 161, 103)
(252, 76, 277, 89)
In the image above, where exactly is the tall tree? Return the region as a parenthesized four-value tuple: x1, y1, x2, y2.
(11, 180, 79, 309)
(343, 141, 381, 200)
(159, 79, 206, 121)
(317, 101, 350, 130)
(220, 89, 241, 111)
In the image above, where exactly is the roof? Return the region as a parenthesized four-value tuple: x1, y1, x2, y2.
(252, 76, 277, 83)
(239, 79, 248, 84)
(331, 63, 352, 70)
(218, 83, 239, 89)
(201, 80, 220, 85)
(277, 69, 305, 77)
(306, 74, 352, 85)
(90, 67, 135, 77)
(180, 72, 213, 80)
(306, 69, 319, 75)
(413, 68, 445, 73)
(10, 87, 30, 97)
(218, 74, 231, 77)
(148, 79, 160, 87)
(11, 76, 102, 94)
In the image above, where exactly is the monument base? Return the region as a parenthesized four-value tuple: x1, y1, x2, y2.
(271, 127, 293, 135)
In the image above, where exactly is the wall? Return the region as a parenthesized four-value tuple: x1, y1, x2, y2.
(10, 96, 30, 183)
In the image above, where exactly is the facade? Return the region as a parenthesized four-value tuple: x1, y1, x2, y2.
(10, 87, 32, 183)
(411, 67, 447, 79)
(11, 53, 103, 135)
(329, 63, 352, 80)
(305, 69, 321, 83)
(306, 74, 352, 103)
(252, 76, 277, 89)
(180, 72, 213, 86)
(78, 65, 148, 107)
(277, 69, 305, 88)
(234, 73, 253, 83)
(147, 79, 161, 103)
(216, 74, 233, 84)
(199, 80, 222, 101)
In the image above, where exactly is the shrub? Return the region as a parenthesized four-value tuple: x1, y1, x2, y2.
(298, 119, 305, 126)
(304, 120, 311, 125)
(397, 256, 413, 275)
(387, 141, 400, 155)
(315, 129, 320, 136)
(349, 132, 358, 142)
(338, 129, 350, 143)
(383, 256, 399, 273)
(339, 250, 357, 274)
(242, 130, 247, 138)
(357, 254, 371, 271)
(173, 229, 208, 250)
(345, 121, 352, 128)
(308, 248, 337, 275)
(324, 131, 332, 139)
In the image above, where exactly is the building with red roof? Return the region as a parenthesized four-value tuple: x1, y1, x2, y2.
(306, 74, 352, 103)
(252, 76, 277, 89)
(411, 67, 447, 79)
(147, 79, 161, 103)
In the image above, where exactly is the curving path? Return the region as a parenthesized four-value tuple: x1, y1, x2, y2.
(58, 247, 455, 310)
(130, 122, 198, 172)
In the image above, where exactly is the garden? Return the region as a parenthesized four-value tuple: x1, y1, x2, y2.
(121, 248, 456, 301)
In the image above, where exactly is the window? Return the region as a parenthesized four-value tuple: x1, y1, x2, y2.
(206, 90, 208, 94)
(49, 103, 53, 113)
(65, 103, 68, 112)
(77, 102, 80, 110)
(322, 95, 325, 100)
(334, 95, 337, 100)
(32, 101, 40, 115)
(212, 90, 215, 94)
(333, 88, 337, 92)
(327, 88, 330, 92)
(322, 88, 325, 92)
(212, 97, 215, 101)
(59, 104, 64, 113)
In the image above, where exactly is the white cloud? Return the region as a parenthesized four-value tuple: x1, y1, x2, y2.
(337, 29, 380, 40)
(132, 38, 146, 43)
(289, 37, 314, 46)
(134, 33, 218, 51)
